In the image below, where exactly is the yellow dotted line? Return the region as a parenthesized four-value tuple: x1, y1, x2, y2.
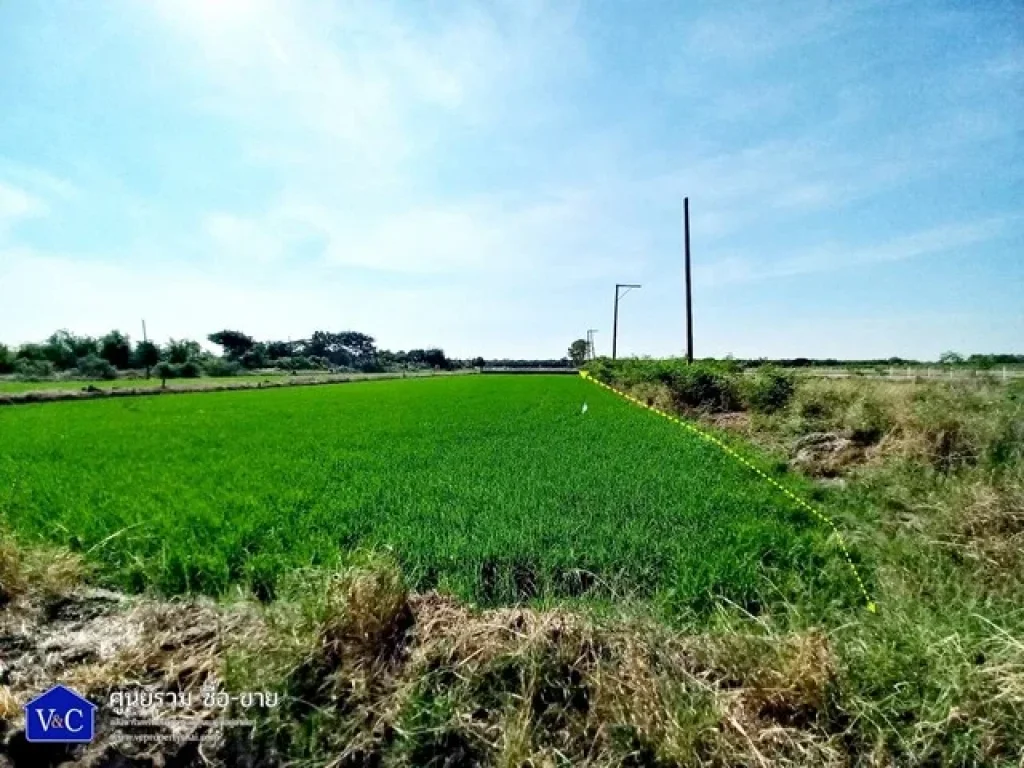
(579, 371, 876, 612)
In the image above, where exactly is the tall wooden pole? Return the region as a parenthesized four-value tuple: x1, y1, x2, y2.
(684, 197, 693, 364)
(612, 286, 620, 360)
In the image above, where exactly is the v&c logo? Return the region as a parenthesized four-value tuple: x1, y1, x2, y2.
(24, 685, 97, 743)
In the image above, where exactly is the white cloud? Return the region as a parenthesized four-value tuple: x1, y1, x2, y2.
(204, 213, 288, 264)
(154, 0, 586, 181)
(0, 182, 47, 233)
(197, 186, 639, 282)
(697, 217, 1015, 286)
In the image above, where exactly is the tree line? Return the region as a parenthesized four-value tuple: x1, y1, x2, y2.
(0, 328, 488, 380)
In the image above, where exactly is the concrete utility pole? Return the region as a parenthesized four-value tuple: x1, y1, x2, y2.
(683, 197, 694, 364)
(586, 329, 599, 361)
(612, 284, 641, 360)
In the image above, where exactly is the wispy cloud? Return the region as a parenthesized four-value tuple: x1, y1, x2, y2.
(0, 182, 47, 236)
(697, 217, 1016, 286)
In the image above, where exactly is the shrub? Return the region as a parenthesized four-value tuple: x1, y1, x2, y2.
(203, 358, 242, 377)
(742, 366, 795, 414)
(12, 358, 55, 380)
(75, 354, 118, 381)
(793, 383, 854, 425)
(844, 396, 891, 445)
(178, 361, 202, 379)
(154, 361, 177, 381)
(276, 356, 326, 372)
(666, 364, 741, 411)
(584, 358, 742, 411)
(239, 345, 268, 370)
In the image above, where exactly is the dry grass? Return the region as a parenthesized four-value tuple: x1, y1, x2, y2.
(3, 534, 1023, 765)
(229, 558, 847, 767)
(0, 531, 87, 606)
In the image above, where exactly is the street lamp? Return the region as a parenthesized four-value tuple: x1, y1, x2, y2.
(612, 283, 641, 360)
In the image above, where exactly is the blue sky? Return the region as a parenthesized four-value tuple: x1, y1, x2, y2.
(1, 0, 1021, 359)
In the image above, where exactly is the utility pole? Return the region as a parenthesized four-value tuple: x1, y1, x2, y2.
(586, 329, 599, 360)
(141, 319, 150, 379)
(683, 197, 693, 364)
(612, 284, 641, 360)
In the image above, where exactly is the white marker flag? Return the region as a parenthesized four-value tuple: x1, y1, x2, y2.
(581, 402, 588, 414)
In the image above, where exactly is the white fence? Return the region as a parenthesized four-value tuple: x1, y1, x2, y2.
(786, 366, 1024, 382)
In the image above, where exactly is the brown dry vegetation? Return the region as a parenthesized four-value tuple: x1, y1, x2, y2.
(1, 552, 854, 767)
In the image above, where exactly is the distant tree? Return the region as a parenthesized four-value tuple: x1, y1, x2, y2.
(134, 340, 161, 379)
(208, 330, 255, 359)
(99, 330, 133, 369)
(45, 330, 97, 370)
(307, 330, 378, 368)
(422, 348, 449, 369)
(239, 343, 268, 369)
(939, 351, 964, 365)
(967, 354, 995, 370)
(154, 361, 176, 387)
(568, 339, 588, 366)
(471, 356, 485, 369)
(16, 343, 48, 362)
(0, 344, 14, 374)
(266, 340, 296, 360)
(166, 338, 202, 364)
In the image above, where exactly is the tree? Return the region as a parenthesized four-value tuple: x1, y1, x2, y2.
(239, 343, 268, 369)
(134, 340, 161, 379)
(16, 343, 49, 361)
(568, 339, 588, 366)
(154, 361, 175, 387)
(939, 351, 964, 365)
(967, 354, 995, 370)
(471, 356, 485, 369)
(0, 344, 14, 373)
(208, 330, 254, 359)
(45, 330, 97, 370)
(423, 348, 448, 369)
(166, 338, 202, 364)
(99, 330, 133, 369)
(266, 340, 296, 360)
(307, 330, 378, 368)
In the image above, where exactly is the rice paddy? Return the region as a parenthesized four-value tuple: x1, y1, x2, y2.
(0, 375, 830, 609)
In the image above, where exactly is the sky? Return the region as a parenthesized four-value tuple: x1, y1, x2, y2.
(0, 0, 1021, 360)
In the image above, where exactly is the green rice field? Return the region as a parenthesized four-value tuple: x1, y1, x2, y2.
(0, 375, 831, 609)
